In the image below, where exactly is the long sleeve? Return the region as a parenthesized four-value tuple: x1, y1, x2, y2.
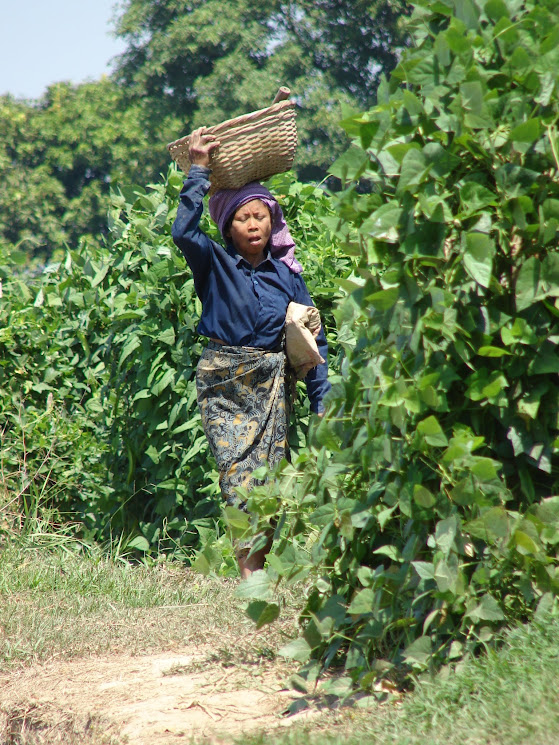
(171, 165, 214, 299)
(292, 274, 331, 414)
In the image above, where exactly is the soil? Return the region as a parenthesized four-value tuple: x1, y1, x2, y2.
(0, 646, 318, 744)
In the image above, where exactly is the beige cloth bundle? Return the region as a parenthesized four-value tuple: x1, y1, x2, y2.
(284, 301, 325, 380)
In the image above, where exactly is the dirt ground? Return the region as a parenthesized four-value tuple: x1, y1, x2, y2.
(0, 646, 320, 744)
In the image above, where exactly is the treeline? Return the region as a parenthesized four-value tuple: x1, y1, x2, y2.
(0, 0, 410, 261)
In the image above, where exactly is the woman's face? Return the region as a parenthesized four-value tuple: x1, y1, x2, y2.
(228, 199, 272, 266)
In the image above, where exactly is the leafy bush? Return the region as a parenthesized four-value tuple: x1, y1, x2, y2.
(0, 167, 350, 554)
(245, 0, 559, 684)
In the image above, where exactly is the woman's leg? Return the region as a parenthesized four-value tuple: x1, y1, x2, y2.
(236, 534, 273, 579)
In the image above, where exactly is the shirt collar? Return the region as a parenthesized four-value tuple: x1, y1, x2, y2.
(227, 242, 275, 269)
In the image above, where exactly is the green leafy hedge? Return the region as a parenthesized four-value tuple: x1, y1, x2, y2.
(244, 0, 559, 685)
(0, 168, 350, 553)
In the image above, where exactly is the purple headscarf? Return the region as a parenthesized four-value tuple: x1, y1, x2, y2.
(208, 182, 303, 274)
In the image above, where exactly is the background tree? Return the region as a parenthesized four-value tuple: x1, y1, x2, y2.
(113, 0, 410, 179)
(1, 1, 409, 261)
(0, 80, 154, 260)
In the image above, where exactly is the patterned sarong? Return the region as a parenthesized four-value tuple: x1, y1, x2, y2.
(196, 341, 289, 507)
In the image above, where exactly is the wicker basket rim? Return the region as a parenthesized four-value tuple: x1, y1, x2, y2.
(169, 117, 296, 157)
(167, 99, 296, 151)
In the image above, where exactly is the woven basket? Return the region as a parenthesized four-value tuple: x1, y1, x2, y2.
(167, 99, 298, 191)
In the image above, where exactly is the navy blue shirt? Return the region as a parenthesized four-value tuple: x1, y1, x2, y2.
(171, 165, 330, 413)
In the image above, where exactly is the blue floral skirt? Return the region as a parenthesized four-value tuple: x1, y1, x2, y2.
(196, 341, 289, 508)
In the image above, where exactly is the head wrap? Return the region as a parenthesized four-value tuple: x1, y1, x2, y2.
(208, 182, 303, 274)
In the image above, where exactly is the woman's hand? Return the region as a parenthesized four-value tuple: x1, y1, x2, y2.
(189, 127, 220, 168)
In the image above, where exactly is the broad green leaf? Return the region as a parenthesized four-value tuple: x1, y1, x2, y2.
(357, 566, 375, 587)
(365, 287, 399, 311)
(403, 636, 432, 668)
(91, 265, 110, 288)
(278, 638, 312, 662)
(412, 561, 435, 580)
(463, 233, 495, 288)
(485, 0, 509, 21)
(396, 149, 429, 194)
(377, 505, 396, 530)
(157, 327, 176, 345)
(511, 119, 542, 153)
(145, 445, 160, 464)
(348, 588, 375, 614)
(434, 557, 458, 594)
(309, 504, 336, 526)
(459, 183, 497, 215)
(530, 350, 559, 374)
(535, 593, 556, 620)
(501, 318, 537, 346)
(467, 594, 504, 622)
(417, 415, 448, 447)
(373, 545, 402, 562)
(329, 146, 369, 181)
(470, 457, 500, 482)
(245, 600, 280, 629)
(126, 535, 150, 552)
(435, 516, 458, 555)
(423, 142, 460, 178)
(320, 676, 354, 697)
(151, 368, 175, 396)
(465, 506, 510, 542)
(477, 346, 511, 357)
(119, 335, 141, 367)
(514, 530, 541, 556)
(223, 505, 251, 540)
(466, 370, 508, 401)
(360, 202, 403, 242)
(414, 484, 437, 508)
(315, 416, 341, 452)
(515, 257, 541, 311)
(235, 570, 272, 600)
(191, 553, 211, 576)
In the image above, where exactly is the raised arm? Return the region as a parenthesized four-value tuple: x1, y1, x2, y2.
(171, 129, 221, 297)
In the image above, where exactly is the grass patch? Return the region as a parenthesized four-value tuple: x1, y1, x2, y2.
(0, 537, 298, 672)
(2, 509, 559, 745)
(241, 617, 559, 745)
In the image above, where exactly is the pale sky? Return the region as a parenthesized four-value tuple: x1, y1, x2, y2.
(0, 0, 127, 99)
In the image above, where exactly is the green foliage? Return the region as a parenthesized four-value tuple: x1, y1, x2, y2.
(1, 2, 409, 264)
(251, 0, 559, 683)
(0, 167, 349, 555)
(0, 80, 157, 261)
(0, 168, 218, 549)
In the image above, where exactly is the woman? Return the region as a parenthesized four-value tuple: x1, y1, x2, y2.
(172, 129, 330, 578)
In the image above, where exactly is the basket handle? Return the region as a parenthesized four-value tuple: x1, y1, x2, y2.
(272, 87, 291, 104)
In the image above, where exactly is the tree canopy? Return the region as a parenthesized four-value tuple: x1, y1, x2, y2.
(113, 0, 410, 179)
(0, 80, 155, 259)
(1, 0, 409, 260)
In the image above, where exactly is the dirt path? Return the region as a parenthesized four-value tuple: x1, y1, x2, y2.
(0, 647, 317, 744)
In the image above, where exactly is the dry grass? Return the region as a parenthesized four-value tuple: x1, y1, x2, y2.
(0, 545, 300, 671)
(0, 521, 310, 745)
